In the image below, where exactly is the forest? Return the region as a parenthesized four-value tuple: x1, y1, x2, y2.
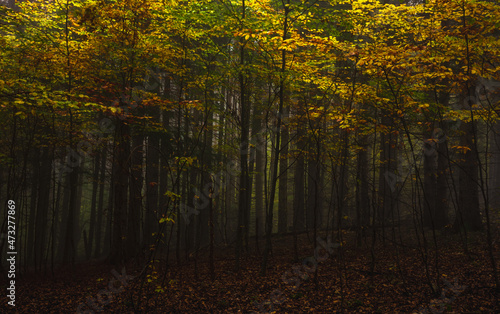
(0, 0, 499, 312)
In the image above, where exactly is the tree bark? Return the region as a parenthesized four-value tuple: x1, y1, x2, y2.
(278, 117, 289, 234)
(110, 118, 130, 264)
(34, 147, 52, 270)
(423, 128, 438, 229)
(378, 115, 398, 224)
(293, 120, 306, 233)
(145, 133, 160, 248)
(356, 134, 370, 245)
(455, 120, 482, 231)
(253, 114, 265, 250)
(128, 133, 143, 258)
(94, 146, 107, 258)
(236, 0, 250, 272)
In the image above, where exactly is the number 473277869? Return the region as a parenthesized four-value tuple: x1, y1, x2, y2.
(7, 200, 16, 251)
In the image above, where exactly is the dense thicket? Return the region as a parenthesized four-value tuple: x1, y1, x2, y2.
(0, 0, 499, 293)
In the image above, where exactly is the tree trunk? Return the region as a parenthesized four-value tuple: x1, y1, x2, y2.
(145, 133, 160, 248)
(236, 0, 250, 272)
(454, 120, 482, 231)
(423, 127, 438, 229)
(435, 127, 449, 229)
(356, 134, 370, 245)
(378, 115, 398, 225)
(34, 147, 52, 270)
(86, 151, 101, 259)
(488, 120, 500, 217)
(278, 117, 289, 234)
(103, 153, 114, 257)
(262, 0, 289, 275)
(198, 107, 213, 249)
(27, 148, 40, 266)
(307, 153, 319, 230)
(94, 146, 107, 258)
(253, 114, 265, 251)
(293, 121, 306, 234)
(128, 134, 143, 258)
(110, 118, 130, 264)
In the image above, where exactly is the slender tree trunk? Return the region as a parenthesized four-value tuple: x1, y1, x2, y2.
(455, 119, 482, 231)
(128, 134, 143, 258)
(34, 147, 52, 270)
(198, 107, 213, 249)
(307, 152, 319, 230)
(27, 148, 40, 265)
(103, 154, 114, 257)
(94, 146, 107, 258)
(435, 119, 450, 229)
(336, 130, 349, 234)
(236, 0, 250, 272)
(489, 120, 500, 213)
(423, 128, 438, 229)
(454, 84, 482, 232)
(356, 134, 370, 246)
(253, 114, 265, 252)
(435, 137, 449, 228)
(73, 167, 84, 254)
(261, 0, 289, 275)
(378, 115, 398, 232)
(86, 152, 101, 259)
(293, 120, 306, 235)
(111, 118, 130, 264)
(209, 187, 215, 281)
(57, 169, 71, 262)
(278, 116, 289, 234)
(160, 85, 172, 260)
(145, 133, 160, 248)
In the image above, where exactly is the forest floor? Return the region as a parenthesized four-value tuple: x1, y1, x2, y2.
(1, 227, 499, 313)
